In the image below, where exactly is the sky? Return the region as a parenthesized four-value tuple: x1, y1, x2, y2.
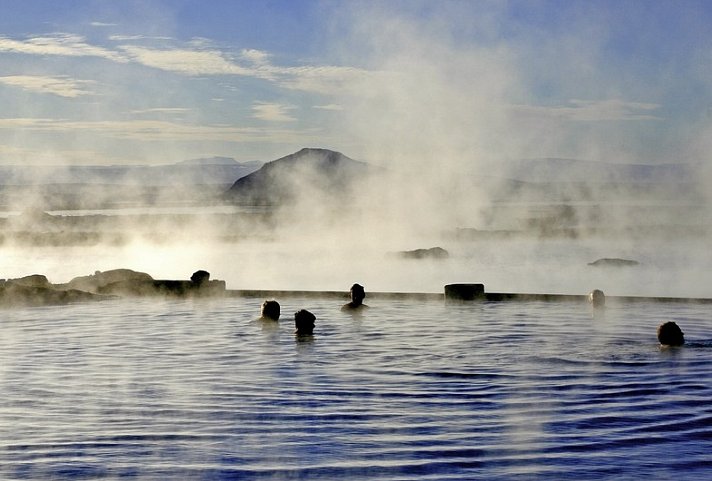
(1, 0, 712, 167)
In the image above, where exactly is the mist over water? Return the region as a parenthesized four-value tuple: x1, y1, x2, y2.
(1, 2, 711, 300)
(3, 4, 712, 481)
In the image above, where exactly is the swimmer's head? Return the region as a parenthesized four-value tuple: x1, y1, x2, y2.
(350, 283, 365, 303)
(261, 300, 280, 321)
(588, 289, 605, 308)
(657, 321, 684, 346)
(294, 309, 316, 335)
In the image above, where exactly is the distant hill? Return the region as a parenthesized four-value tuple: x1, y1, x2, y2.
(225, 148, 374, 205)
(0, 157, 262, 186)
(176, 156, 260, 167)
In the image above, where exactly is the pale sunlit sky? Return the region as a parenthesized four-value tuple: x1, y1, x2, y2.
(1, 0, 712, 166)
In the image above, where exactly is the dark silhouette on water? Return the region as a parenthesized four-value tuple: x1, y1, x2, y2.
(259, 300, 281, 322)
(657, 321, 685, 347)
(588, 258, 639, 267)
(341, 283, 369, 311)
(190, 270, 211, 286)
(394, 246, 449, 260)
(294, 309, 316, 336)
(588, 289, 606, 308)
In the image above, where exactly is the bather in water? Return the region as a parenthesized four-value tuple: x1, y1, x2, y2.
(657, 321, 685, 347)
(258, 299, 280, 322)
(588, 289, 605, 308)
(341, 283, 369, 312)
(294, 309, 316, 336)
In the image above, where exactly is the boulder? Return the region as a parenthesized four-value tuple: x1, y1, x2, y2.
(445, 283, 485, 301)
(64, 269, 154, 293)
(8, 274, 51, 288)
(97, 270, 226, 298)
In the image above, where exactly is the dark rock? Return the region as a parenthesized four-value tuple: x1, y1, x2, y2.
(8, 274, 51, 288)
(588, 258, 639, 267)
(445, 283, 485, 301)
(64, 269, 154, 293)
(0, 283, 109, 308)
(97, 271, 226, 298)
(395, 247, 450, 260)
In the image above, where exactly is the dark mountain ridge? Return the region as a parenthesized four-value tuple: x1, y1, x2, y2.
(225, 148, 375, 205)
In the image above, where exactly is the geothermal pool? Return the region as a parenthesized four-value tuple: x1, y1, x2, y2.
(1, 295, 710, 480)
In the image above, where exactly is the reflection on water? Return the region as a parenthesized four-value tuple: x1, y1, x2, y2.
(1, 297, 710, 480)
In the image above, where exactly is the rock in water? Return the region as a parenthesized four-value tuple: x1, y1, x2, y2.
(396, 247, 450, 260)
(588, 258, 639, 267)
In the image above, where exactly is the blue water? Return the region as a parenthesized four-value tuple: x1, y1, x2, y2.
(1, 296, 710, 480)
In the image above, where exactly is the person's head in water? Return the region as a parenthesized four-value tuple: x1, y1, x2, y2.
(657, 321, 684, 347)
(260, 300, 280, 321)
(342, 283, 367, 310)
(294, 309, 315, 336)
(588, 289, 605, 308)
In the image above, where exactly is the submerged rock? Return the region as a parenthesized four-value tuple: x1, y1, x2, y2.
(588, 258, 639, 267)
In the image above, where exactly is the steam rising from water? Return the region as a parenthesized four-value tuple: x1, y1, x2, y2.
(2, 3, 711, 298)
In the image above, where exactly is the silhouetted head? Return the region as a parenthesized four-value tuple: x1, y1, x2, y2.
(260, 300, 280, 321)
(190, 270, 210, 286)
(294, 309, 316, 335)
(657, 321, 684, 347)
(350, 283, 365, 305)
(588, 289, 605, 308)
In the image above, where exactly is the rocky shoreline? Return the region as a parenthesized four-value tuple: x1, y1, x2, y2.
(0, 269, 226, 308)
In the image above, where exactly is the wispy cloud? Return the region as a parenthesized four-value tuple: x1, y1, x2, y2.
(129, 107, 191, 115)
(252, 102, 297, 122)
(0, 33, 127, 62)
(512, 99, 662, 122)
(119, 45, 254, 76)
(0, 75, 95, 97)
(0, 117, 317, 143)
(90, 22, 117, 27)
(0, 33, 375, 97)
(313, 103, 344, 111)
(241, 48, 271, 65)
(108, 35, 173, 42)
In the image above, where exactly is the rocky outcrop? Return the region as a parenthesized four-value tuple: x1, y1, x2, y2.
(0, 269, 226, 308)
(394, 247, 450, 260)
(7, 274, 52, 288)
(98, 270, 226, 298)
(63, 269, 154, 293)
(0, 282, 108, 307)
(588, 258, 639, 267)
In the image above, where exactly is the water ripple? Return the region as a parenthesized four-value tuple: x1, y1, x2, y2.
(1, 298, 711, 480)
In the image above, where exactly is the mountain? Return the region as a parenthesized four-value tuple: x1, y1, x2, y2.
(176, 156, 261, 168)
(225, 148, 374, 205)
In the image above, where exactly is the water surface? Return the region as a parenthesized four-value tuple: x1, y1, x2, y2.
(1, 296, 710, 480)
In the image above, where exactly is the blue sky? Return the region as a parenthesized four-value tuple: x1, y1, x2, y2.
(0, 0, 711, 166)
